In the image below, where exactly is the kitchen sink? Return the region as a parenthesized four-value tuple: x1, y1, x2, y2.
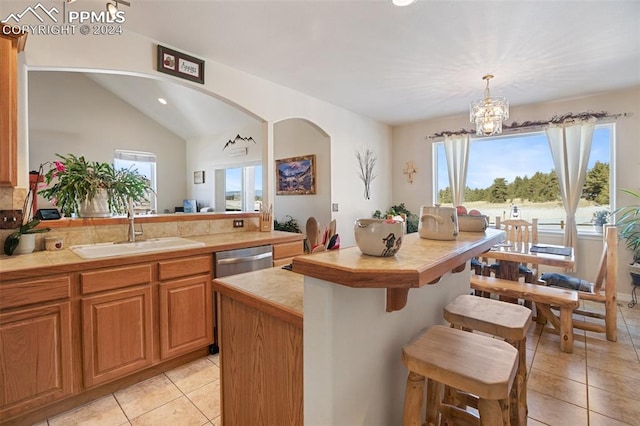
(70, 237, 206, 259)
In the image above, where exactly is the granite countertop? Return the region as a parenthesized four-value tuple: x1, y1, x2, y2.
(213, 266, 303, 327)
(0, 231, 304, 280)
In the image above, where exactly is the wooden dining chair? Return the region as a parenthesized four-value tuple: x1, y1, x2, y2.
(485, 218, 539, 282)
(538, 225, 618, 342)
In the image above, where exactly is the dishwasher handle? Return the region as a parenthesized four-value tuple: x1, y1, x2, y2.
(216, 252, 273, 265)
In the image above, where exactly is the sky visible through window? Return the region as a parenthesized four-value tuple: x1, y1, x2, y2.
(436, 127, 610, 192)
(225, 166, 263, 193)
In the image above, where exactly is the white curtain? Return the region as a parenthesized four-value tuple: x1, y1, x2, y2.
(443, 135, 470, 206)
(545, 121, 595, 271)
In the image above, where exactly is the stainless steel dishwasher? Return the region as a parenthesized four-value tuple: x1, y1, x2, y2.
(211, 245, 273, 353)
(214, 245, 273, 277)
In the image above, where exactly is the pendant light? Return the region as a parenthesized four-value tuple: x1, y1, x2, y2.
(469, 74, 509, 136)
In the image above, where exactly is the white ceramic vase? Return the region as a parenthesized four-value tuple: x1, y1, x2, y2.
(14, 233, 36, 255)
(78, 188, 111, 218)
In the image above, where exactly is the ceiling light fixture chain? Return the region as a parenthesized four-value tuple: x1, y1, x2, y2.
(469, 74, 509, 136)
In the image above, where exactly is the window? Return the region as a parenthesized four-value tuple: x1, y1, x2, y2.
(434, 124, 613, 231)
(113, 150, 157, 213)
(224, 164, 262, 211)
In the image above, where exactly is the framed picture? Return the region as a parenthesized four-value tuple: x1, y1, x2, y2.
(157, 45, 205, 84)
(276, 154, 316, 195)
(194, 170, 205, 184)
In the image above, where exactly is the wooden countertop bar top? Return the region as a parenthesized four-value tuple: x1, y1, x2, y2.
(0, 231, 304, 281)
(213, 267, 303, 328)
(293, 229, 504, 312)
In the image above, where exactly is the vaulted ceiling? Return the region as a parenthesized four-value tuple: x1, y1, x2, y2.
(120, 0, 640, 125)
(6, 0, 639, 132)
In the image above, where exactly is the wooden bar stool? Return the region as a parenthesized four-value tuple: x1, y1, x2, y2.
(401, 325, 518, 426)
(444, 294, 532, 426)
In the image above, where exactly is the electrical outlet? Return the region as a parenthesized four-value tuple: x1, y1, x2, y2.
(233, 219, 244, 228)
(0, 210, 23, 230)
(332, 203, 339, 212)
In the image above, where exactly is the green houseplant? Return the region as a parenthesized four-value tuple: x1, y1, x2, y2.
(614, 189, 640, 261)
(4, 164, 51, 255)
(39, 154, 153, 217)
(373, 203, 418, 233)
(613, 189, 640, 290)
(3, 219, 51, 256)
(592, 209, 610, 233)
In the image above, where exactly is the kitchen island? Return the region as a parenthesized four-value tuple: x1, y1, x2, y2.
(213, 229, 503, 425)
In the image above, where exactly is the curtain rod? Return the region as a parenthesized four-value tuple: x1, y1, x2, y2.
(425, 111, 632, 141)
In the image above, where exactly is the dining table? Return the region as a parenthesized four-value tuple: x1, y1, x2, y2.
(486, 241, 575, 281)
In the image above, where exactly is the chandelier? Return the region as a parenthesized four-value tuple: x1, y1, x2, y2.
(469, 74, 509, 136)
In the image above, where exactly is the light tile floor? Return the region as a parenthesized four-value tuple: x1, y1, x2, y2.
(33, 301, 639, 426)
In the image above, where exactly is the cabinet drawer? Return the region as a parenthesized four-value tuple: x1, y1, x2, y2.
(0, 276, 71, 310)
(81, 264, 153, 294)
(159, 255, 211, 281)
(273, 241, 304, 260)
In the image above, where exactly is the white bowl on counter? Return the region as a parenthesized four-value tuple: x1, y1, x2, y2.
(458, 214, 489, 232)
(354, 218, 404, 257)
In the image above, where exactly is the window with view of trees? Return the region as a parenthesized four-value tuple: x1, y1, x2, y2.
(434, 124, 612, 231)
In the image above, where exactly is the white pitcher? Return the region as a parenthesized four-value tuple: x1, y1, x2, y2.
(418, 204, 458, 240)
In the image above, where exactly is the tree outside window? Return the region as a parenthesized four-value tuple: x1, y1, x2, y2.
(434, 125, 612, 231)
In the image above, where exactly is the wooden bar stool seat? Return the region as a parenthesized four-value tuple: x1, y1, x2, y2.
(401, 325, 518, 426)
(444, 294, 532, 426)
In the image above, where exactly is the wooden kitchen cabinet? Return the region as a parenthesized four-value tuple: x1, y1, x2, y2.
(81, 286, 153, 388)
(0, 26, 27, 187)
(0, 276, 73, 420)
(158, 255, 213, 360)
(273, 240, 304, 266)
(159, 274, 213, 360)
(80, 264, 154, 388)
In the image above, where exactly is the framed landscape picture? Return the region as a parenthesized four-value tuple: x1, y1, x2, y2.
(276, 154, 316, 195)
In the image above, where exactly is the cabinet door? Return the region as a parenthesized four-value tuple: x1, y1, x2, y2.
(0, 28, 27, 187)
(82, 286, 153, 388)
(159, 275, 213, 360)
(0, 302, 73, 419)
(273, 240, 304, 266)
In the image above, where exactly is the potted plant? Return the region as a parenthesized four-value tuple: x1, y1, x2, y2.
(4, 164, 51, 255)
(3, 218, 51, 256)
(39, 154, 153, 218)
(613, 189, 640, 288)
(592, 209, 610, 233)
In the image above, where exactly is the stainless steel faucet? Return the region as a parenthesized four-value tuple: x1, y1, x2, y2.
(127, 198, 143, 242)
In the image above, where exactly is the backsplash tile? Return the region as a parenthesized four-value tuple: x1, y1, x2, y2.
(1, 215, 258, 255)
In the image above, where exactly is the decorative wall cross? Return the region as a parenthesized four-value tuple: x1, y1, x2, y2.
(403, 161, 417, 183)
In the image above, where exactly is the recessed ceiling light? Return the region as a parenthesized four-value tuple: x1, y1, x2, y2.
(158, 97, 167, 105)
(392, 0, 416, 6)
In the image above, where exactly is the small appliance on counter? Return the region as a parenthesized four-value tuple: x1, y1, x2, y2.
(418, 204, 458, 240)
(35, 208, 61, 220)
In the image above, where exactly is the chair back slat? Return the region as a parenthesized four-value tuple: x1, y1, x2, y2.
(499, 219, 538, 245)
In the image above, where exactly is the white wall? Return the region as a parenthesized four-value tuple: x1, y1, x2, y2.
(28, 71, 187, 215)
(186, 121, 263, 210)
(18, 31, 392, 248)
(274, 118, 331, 234)
(392, 87, 640, 298)
(304, 268, 470, 425)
